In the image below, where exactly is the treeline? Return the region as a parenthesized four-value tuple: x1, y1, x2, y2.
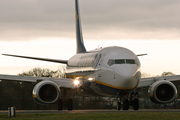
(18, 67, 66, 78)
(141, 71, 175, 78)
(0, 67, 180, 110)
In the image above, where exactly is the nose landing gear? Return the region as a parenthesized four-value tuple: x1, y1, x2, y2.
(132, 98, 139, 110)
(117, 101, 121, 110)
(117, 95, 121, 110)
(116, 92, 139, 110)
(123, 99, 129, 110)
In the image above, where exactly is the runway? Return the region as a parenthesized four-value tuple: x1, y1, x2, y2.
(0, 109, 180, 114)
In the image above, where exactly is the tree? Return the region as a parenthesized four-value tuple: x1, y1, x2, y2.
(161, 72, 175, 76)
(18, 66, 66, 78)
(141, 73, 153, 78)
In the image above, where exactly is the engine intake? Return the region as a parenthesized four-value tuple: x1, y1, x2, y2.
(33, 80, 60, 104)
(148, 80, 177, 104)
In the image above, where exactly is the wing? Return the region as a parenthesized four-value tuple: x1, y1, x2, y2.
(2, 54, 68, 64)
(0, 74, 82, 88)
(136, 75, 180, 104)
(138, 75, 180, 88)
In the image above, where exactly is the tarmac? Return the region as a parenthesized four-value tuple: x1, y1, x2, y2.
(0, 109, 180, 114)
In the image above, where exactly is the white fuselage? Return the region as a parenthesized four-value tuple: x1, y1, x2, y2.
(66, 46, 141, 96)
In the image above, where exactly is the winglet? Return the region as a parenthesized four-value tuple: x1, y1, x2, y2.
(75, 0, 87, 53)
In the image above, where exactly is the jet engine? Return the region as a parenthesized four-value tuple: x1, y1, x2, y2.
(148, 80, 177, 104)
(32, 80, 61, 104)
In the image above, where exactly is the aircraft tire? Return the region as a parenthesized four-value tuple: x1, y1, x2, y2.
(67, 99, 73, 110)
(133, 98, 139, 110)
(58, 99, 63, 111)
(123, 99, 129, 110)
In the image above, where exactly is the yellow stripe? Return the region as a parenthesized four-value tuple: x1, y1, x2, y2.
(66, 74, 138, 90)
(33, 94, 37, 98)
(95, 80, 138, 90)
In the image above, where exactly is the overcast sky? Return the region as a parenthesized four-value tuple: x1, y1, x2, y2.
(1, 0, 180, 75)
(1, 0, 180, 41)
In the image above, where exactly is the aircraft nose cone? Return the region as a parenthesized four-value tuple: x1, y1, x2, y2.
(113, 65, 140, 89)
(117, 65, 137, 78)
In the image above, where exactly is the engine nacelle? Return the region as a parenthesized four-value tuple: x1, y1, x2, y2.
(148, 80, 177, 104)
(33, 80, 61, 104)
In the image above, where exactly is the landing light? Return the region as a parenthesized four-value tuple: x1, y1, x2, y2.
(74, 80, 80, 85)
(88, 78, 94, 81)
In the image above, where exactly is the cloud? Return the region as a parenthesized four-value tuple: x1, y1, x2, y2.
(0, 0, 180, 41)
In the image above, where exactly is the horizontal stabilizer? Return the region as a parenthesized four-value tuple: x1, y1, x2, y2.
(137, 54, 147, 56)
(2, 54, 68, 64)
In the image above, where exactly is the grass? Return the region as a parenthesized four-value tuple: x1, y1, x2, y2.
(0, 112, 180, 120)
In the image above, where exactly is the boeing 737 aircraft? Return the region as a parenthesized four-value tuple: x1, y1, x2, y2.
(1, 0, 180, 110)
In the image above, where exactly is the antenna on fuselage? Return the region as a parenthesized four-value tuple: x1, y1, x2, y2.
(75, 0, 87, 54)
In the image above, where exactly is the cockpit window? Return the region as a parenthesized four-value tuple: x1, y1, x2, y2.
(108, 59, 135, 66)
(107, 59, 114, 66)
(115, 59, 125, 64)
(126, 59, 135, 64)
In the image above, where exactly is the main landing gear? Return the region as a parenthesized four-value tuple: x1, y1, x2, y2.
(132, 98, 139, 110)
(116, 93, 139, 110)
(58, 99, 63, 110)
(58, 98, 73, 111)
(117, 96, 121, 110)
(67, 99, 73, 110)
(58, 88, 74, 111)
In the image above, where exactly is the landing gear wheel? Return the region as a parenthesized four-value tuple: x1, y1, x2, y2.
(133, 98, 139, 110)
(123, 99, 129, 110)
(58, 99, 63, 111)
(67, 99, 73, 110)
(117, 102, 121, 110)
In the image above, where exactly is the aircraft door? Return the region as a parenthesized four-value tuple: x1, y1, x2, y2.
(95, 54, 106, 81)
(94, 54, 102, 68)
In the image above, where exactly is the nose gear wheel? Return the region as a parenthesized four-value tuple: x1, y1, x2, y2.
(133, 98, 139, 110)
(123, 99, 129, 110)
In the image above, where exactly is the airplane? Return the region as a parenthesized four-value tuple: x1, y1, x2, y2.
(0, 0, 180, 110)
